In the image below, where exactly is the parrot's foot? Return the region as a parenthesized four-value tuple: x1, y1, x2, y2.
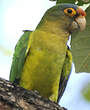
(33, 90, 40, 95)
(49, 94, 57, 102)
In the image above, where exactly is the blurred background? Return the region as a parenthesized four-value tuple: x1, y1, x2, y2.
(0, 0, 90, 110)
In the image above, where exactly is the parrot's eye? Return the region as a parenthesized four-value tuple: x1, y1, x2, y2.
(64, 8, 76, 17)
(67, 9, 72, 13)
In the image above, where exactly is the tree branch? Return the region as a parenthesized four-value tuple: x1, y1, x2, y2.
(0, 77, 67, 110)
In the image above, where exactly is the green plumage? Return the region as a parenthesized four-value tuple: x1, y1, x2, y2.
(9, 3, 81, 103)
(10, 31, 32, 82)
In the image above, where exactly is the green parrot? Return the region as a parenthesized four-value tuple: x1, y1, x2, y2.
(9, 3, 86, 103)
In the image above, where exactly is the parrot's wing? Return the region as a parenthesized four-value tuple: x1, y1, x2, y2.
(9, 30, 32, 83)
(57, 47, 72, 102)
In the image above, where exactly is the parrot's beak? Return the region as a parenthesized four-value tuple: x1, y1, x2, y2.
(75, 15, 86, 31)
(70, 15, 86, 32)
(69, 8, 86, 32)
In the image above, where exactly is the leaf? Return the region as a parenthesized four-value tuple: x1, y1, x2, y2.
(71, 6, 90, 73)
(82, 82, 90, 102)
(56, 0, 75, 4)
(77, 0, 90, 5)
(49, 0, 56, 1)
(0, 45, 12, 56)
(49, 0, 75, 3)
(49, 0, 90, 5)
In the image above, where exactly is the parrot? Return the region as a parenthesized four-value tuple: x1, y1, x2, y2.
(9, 3, 86, 103)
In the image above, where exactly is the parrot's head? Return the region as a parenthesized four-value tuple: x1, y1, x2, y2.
(37, 3, 86, 35)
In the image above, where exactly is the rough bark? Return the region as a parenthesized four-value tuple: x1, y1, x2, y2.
(0, 77, 67, 110)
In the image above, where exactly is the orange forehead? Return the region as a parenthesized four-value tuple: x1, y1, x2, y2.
(77, 8, 86, 16)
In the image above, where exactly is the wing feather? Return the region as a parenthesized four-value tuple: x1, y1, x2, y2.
(58, 47, 72, 102)
(9, 31, 32, 83)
